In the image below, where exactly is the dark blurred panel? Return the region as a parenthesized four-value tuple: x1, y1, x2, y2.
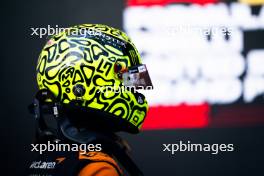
(123, 127, 264, 176)
(1, 0, 124, 175)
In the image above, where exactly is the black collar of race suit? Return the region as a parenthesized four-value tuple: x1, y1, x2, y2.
(60, 118, 143, 176)
(28, 89, 144, 176)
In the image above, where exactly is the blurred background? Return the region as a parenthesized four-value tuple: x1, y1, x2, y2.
(1, 0, 264, 175)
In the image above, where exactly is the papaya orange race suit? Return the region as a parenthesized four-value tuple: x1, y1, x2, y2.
(27, 150, 123, 176)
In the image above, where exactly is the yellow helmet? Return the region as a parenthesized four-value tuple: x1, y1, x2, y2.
(36, 24, 152, 133)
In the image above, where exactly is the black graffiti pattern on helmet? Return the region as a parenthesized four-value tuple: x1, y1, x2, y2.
(36, 24, 147, 131)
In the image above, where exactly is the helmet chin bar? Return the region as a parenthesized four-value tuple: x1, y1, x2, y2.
(28, 89, 144, 176)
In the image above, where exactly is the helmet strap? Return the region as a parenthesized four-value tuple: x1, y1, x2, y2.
(28, 89, 63, 142)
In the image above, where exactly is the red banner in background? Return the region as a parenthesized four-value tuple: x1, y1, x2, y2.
(143, 104, 210, 130)
(127, 0, 218, 6)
